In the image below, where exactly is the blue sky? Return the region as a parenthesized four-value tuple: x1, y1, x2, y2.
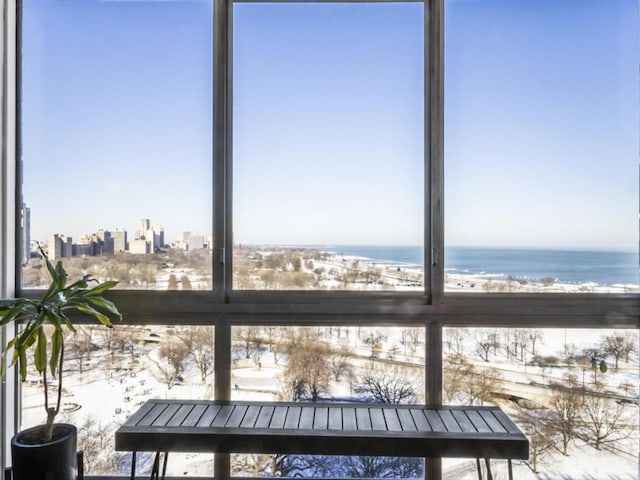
(21, 0, 639, 250)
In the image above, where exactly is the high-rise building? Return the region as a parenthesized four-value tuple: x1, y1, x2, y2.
(111, 229, 128, 253)
(151, 223, 165, 249)
(49, 234, 72, 260)
(129, 238, 151, 254)
(20, 203, 30, 265)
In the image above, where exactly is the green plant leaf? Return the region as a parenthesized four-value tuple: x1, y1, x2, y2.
(49, 328, 63, 376)
(87, 297, 122, 318)
(18, 348, 27, 381)
(84, 281, 119, 296)
(75, 304, 113, 327)
(34, 328, 47, 373)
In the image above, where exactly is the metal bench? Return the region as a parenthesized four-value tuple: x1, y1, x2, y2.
(115, 400, 528, 480)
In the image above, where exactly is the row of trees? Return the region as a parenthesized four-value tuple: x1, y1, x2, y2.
(23, 248, 213, 289)
(446, 328, 637, 373)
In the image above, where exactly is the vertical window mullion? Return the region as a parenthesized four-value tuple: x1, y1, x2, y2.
(428, 0, 444, 305)
(213, 0, 232, 301)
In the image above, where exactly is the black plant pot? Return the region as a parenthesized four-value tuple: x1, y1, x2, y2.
(10, 423, 78, 480)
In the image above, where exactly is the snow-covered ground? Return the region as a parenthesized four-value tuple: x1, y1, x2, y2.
(18, 326, 639, 478)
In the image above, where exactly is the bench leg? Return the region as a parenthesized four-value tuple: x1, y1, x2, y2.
(77, 451, 84, 480)
(150, 452, 168, 480)
(130, 451, 136, 480)
(484, 458, 493, 480)
(4, 467, 11, 480)
(476, 458, 483, 480)
(508, 459, 513, 480)
(162, 452, 169, 479)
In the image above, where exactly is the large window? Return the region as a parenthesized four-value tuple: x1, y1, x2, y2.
(2, 0, 638, 479)
(444, 0, 639, 294)
(20, 0, 213, 290)
(233, 3, 424, 292)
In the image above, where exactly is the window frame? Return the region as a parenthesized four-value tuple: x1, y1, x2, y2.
(2, 0, 638, 478)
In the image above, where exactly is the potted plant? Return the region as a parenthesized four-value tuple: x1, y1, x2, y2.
(0, 247, 121, 480)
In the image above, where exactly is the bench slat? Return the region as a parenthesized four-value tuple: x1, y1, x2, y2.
(329, 407, 342, 430)
(314, 407, 329, 430)
(227, 404, 249, 428)
(197, 404, 222, 427)
(299, 407, 314, 429)
(492, 409, 522, 434)
(383, 408, 402, 432)
(397, 408, 417, 432)
(466, 409, 492, 433)
(355, 407, 372, 431)
(168, 404, 195, 427)
(138, 402, 169, 427)
(437, 409, 462, 433)
(342, 407, 357, 431)
(369, 408, 386, 430)
(255, 406, 275, 429)
(410, 409, 431, 432)
(211, 404, 234, 428)
(424, 410, 446, 432)
(284, 406, 301, 429)
(241, 405, 261, 428)
(124, 401, 155, 427)
(451, 410, 476, 433)
(270, 405, 288, 429)
(183, 403, 208, 427)
(478, 409, 507, 433)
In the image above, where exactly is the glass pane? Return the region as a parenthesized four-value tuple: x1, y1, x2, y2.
(20, 325, 215, 476)
(442, 328, 639, 479)
(231, 326, 425, 478)
(233, 3, 424, 291)
(444, 0, 639, 293)
(20, 0, 213, 290)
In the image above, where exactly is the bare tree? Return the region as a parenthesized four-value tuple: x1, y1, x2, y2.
(445, 328, 467, 355)
(443, 353, 467, 403)
(602, 331, 637, 370)
(527, 329, 544, 356)
(474, 329, 494, 362)
(154, 336, 189, 390)
(355, 367, 418, 404)
(281, 330, 331, 401)
(75, 415, 123, 474)
(234, 326, 262, 359)
(465, 366, 503, 406)
(339, 455, 423, 479)
(177, 326, 214, 382)
(580, 385, 633, 450)
(329, 345, 353, 382)
(548, 373, 582, 455)
(68, 327, 93, 377)
(516, 408, 556, 474)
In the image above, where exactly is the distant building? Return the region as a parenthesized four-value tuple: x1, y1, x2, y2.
(182, 231, 205, 250)
(20, 203, 30, 265)
(135, 219, 163, 251)
(49, 234, 72, 260)
(151, 223, 165, 249)
(129, 238, 151, 254)
(111, 229, 128, 253)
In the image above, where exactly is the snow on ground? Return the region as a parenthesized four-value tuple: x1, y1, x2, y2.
(17, 325, 639, 478)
